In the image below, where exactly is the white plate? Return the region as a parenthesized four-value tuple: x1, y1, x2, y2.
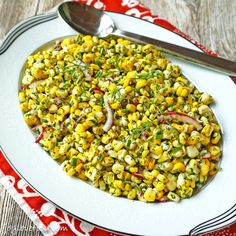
(0, 8, 236, 236)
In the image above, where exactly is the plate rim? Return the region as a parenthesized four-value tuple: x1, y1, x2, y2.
(0, 7, 235, 236)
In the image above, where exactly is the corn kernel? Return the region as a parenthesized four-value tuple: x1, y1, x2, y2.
(147, 158, 155, 170)
(209, 145, 221, 156)
(142, 149, 149, 158)
(101, 135, 111, 144)
(136, 79, 147, 89)
(127, 189, 137, 200)
(112, 163, 124, 174)
(113, 180, 124, 189)
(75, 163, 83, 173)
(126, 71, 137, 79)
(176, 86, 189, 97)
(67, 168, 76, 176)
(110, 102, 120, 110)
(128, 123, 133, 130)
(157, 174, 166, 182)
(144, 188, 156, 202)
(211, 132, 221, 144)
(124, 86, 132, 93)
(112, 140, 124, 151)
(130, 167, 138, 173)
(201, 124, 214, 137)
(172, 162, 185, 172)
(179, 132, 187, 145)
(186, 145, 199, 158)
(126, 104, 136, 112)
(200, 163, 209, 176)
(165, 97, 174, 105)
(167, 192, 180, 202)
(155, 182, 165, 191)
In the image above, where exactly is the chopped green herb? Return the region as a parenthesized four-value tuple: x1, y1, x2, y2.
(131, 127, 142, 138)
(126, 139, 131, 147)
(172, 147, 182, 153)
(41, 118, 48, 123)
(100, 96, 104, 106)
(96, 70, 103, 78)
(71, 158, 77, 166)
(100, 47, 105, 55)
(155, 132, 163, 139)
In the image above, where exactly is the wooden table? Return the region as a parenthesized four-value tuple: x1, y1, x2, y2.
(0, 0, 235, 235)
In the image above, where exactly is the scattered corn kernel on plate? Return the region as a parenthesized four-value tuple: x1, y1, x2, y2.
(0, 8, 236, 236)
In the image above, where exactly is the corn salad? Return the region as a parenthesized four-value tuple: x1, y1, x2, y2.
(19, 35, 222, 202)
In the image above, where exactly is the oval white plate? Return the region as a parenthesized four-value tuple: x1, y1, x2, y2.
(0, 8, 236, 236)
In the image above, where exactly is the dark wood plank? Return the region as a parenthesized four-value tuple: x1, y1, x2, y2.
(0, 0, 39, 39)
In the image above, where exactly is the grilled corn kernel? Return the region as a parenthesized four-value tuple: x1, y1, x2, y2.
(186, 145, 199, 158)
(144, 188, 156, 202)
(179, 132, 187, 145)
(112, 140, 125, 151)
(130, 167, 138, 173)
(209, 145, 221, 156)
(198, 105, 210, 115)
(176, 86, 189, 97)
(136, 79, 147, 89)
(155, 182, 165, 191)
(172, 162, 185, 172)
(201, 124, 214, 137)
(113, 180, 124, 189)
(142, 149, 149, 158)
(110, 102, 120, 110)
(126, 104, 136, 112)
(112, 163, 124, 174)
(200, 162, 209, 176)
(165, 97, 174, 105)
(76, 124, 86, 134)
(199, 92, 213, 105)
(167, 192, 180, 202)
(127, 189, 137, 200)
(211, 132, 221, 144)
(101, 135, 111, 144)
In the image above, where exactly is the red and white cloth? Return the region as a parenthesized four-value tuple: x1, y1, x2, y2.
(0, 0, 235, 235)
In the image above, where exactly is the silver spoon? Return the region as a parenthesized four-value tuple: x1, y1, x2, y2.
(58, 2, 236, 76)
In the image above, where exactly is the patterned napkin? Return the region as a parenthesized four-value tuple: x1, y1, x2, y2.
(0, 0, 235, 235)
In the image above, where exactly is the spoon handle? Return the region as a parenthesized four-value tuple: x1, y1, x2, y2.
(113, 29, 236, 76)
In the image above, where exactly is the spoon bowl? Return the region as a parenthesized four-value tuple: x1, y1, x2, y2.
(58, 2, 114, 38)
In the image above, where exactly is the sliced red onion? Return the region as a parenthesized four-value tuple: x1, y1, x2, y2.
(106, 77, 114, 82)
(132, 99, 140, 105)
(54, 98, 62, 106)
(33, 125, 45, 143)
(60, 122, 64, 131)
(54, 45, 62, 51)
(75, 108, 86, 126)
(138, 191, 143, 198)
(28, 80, 44, 89)
(132, 173, 143, 179)
(103, 97, 113, 132)
(158, 197, 166, 202)
(157, 112, 202, 131)
(20, 84, 28, 90)
(202, 152, 212, 159)
(92, 87, 104, 95)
